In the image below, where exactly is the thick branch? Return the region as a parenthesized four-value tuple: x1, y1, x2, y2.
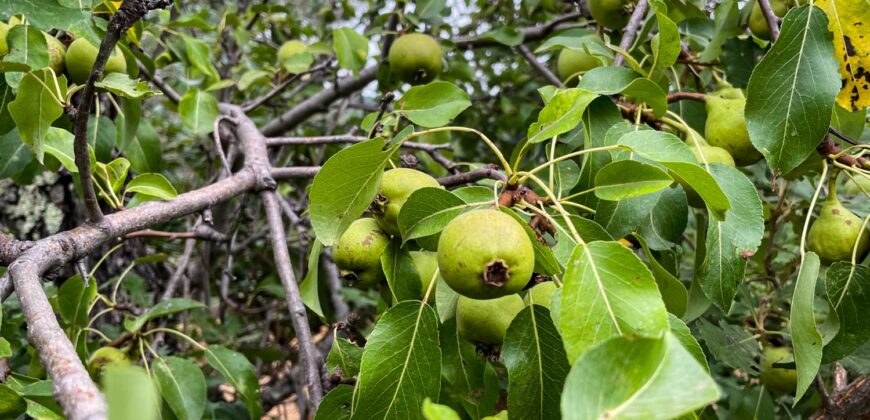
(453, 13, 583, 49)
(0, 232, 34, 265)
(613, 0, 649, 67)
(667, 91, 707, 103)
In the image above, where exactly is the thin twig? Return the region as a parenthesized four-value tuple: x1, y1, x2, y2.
(242, 61, 331, 112)
(518, 44, 563, 86)
(756, 0, 781, 42)
(613, 0, 649, 67)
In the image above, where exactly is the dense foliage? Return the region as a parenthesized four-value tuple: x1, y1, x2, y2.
(0, 0, 868, 419)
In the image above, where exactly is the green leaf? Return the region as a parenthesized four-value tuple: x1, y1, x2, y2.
(527, 88, 598, 143)
(422, 398, 461, 420)
(0, 0, 94, 39)
(668, 314, 708, 371)
(315, 385, 354, 420)
(153, 356, 207, 420)
(8, 69, 63, 162)
(0, 338, 11, 358)
(745, 5, 840, 174)
(95, 157, 131, 197)
(87, 115, 115, 163)
(300, 241, 325, 319)
(121, 120, 162, 174)
(594, 160, 673, 201)
(790, 252, 822, 400)
(651, 12, 680, 71)
(503, 306, 569, 420)
(0, 129, 34, 178)
(179, 89, 219, 135)
(0, 384, 26, 418)
(636, 235, 688, 317)
(57, 275, 96, 329)
(617, 130, 696, 163)
(577, 67, 667, 116)
(594, 190, 662, 239)
(824, 263, 870, 362)
(381, 240, 423, 303)
(204, 345, 262, 419)
(697, 164, 764, 311)
(333, 28, 369, 73)
(95, 73, 161, 99)
(415, 0, 446, 19)
(697, 318, 760, 375)
(561, 333, 720, 419)
(660, 162, 730, 220)
(3, 25, 48, 88)
(180, 34, 220, 83)
(0, 79, 14, 134)
(699, 0, 739, 62)
(638, 187, 688, 250)
(397, 187, 485, 243)
(398, 82, 471, 128)
(351, 301, 441, 420)
(309, 139, 393, 246)
(559, 241, 669, 361)
(125, 173, 178, 201)
(43, 128, 77, 173)
(438, 318, 498, 418)
(479, 26, 523, 47)
(125, 298, 205, 332)
(327, 338, 364, 378)
(104, 365, 159, 420)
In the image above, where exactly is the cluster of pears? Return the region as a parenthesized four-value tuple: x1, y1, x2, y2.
(332, 167, 546, 347)
(807, 176, 870, 264)
(388, 33, 443, 85)
(0, 17, 127, 85)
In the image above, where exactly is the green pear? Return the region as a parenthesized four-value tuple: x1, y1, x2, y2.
(65, 37, 127, 85)
(556, 44, 601, 82)
(759, 346, 797, 395)
(45, 34, 66, 75)
(588, 0, 635, 30)
(807, 189, 870, 264)
(457, 294, 525, 345)
(410, 250, 440, 303)
(388, 33, 442, 85)
(0, 22, 8, 56)
(705, 96, 762, 166)
(749, 0, 792, 40)
(87, 347, 129, 379)
(438, 209, 535, 300)
(843, 176, 870, 196)
(332, 218, 391, 288)
(523, 281, 558, 309)
(373, 168, 441, 236)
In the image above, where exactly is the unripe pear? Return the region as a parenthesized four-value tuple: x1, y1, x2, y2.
(277, 40, 306, 63)
(681, 129, 735, 207)
(749, 0, 791, 40)
(438, 209, 535, 300)
(759, 346, 797, 395)
(0, 22, 8, 56)
(843, 176, 870, 196)
(556, 46, 600, 82)
(457, 294, 525, 345)
(87, 347, 129, 379)
(523, 281, 558, 309)
(65, 37, 127, 85)
(588, 0, 635, 30)
(45, 34, 66, 75)
(388, 33, 442, 85)
(806, 190, 870, 264)
(705, 96, 762, 166)
(410, 250, 439, 303)
(333, 218, 391, 288)
(373, 168, 441, 236)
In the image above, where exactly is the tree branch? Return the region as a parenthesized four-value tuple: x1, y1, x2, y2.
(437, 164, 506, 187)
(757, 0, 781, 42)
(517, 44, 563, 87)
(266, 135, 451, 152)
(613, 0, 649, 67)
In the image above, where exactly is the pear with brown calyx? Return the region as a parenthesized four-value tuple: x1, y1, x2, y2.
(807, 176, 870, 264)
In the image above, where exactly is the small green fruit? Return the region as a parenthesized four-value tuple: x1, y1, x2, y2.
(87, 347, 129, 378)
(373, 168, 441, 236)
(556, 46, 600, 82)
(843, 176, 870, 196)
(524, 281, 558, 309)
(65, 37, 127, 85)
(438, 209, 535, 300)
(759, 346, 797, 395)
(457, 294, 525, 345)
(711, 86, 745, 100)
(749, 0, 791, 40)
(588, 0, 635, 30)
(410, 250, 439, 302)
(45, 34, 66, 75)
(388, 33, 442, 85)
(806, 192, 870, 264)
(277, 40, 306, 63)
(333, 218, 391, 288)
(0, 22, 9, 56)
(705, 96, 762, 166)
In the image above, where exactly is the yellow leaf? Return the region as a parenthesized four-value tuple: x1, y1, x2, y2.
(818, 0, 870, 111)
